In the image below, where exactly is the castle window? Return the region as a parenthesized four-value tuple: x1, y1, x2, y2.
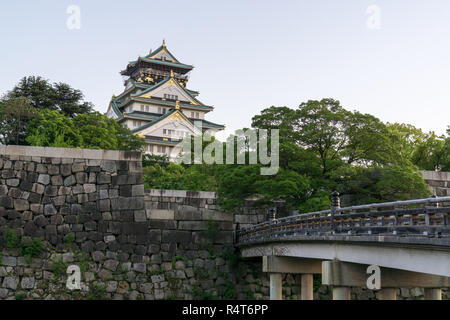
(140, 105, 145, 111)
(145, 105, 149, 112)
(196, 112, 200, 119)
(191, 112, 194, 118)
(157, 146, 166, 153)
(163, 129, 167, 135)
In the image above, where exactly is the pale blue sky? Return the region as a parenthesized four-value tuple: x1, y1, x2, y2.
(1, 1, 450, 138)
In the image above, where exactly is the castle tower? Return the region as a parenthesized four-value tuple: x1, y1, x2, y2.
(106, 40, 225, 159)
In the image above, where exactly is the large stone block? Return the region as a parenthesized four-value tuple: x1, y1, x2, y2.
(123, 222, 148, 235)
(6, 179, 20, 187)
(2, 256, 17, 267)
(44, 185, 58, 197)
(162, 230, 192, 243)
(149, 220, 177, 230)
(1, 196, 13, 208)
(101, 160, 116, 173)
(64, 175, 76, 187)
(146, 209, 175, 220)
(30, 203, 43, 214)
(97, 172, 111, 184)
(72, 162, 85, 173)
(178, 221, 208, 231)
(51, 175, 63, 186)
(174, 206, 202, 220)
(44, 204, 57, 216)
(14, 199, 29, 211)
(134, 210, 146, 222)
(99, 199, 111, 212)
(2, 277, 19, 290)
(37, 174, 50, 186)
(31, 183, 45, 195)
(132, 185, 145, 197)
(75, 172, 88, 184)
(0, 185, 8, 196)
(83, 184, 96, 194)
(47, 165, 59, 175)
(201, 209, 233, 222)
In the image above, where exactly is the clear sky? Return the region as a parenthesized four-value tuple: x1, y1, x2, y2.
(1, 1, 449, 138)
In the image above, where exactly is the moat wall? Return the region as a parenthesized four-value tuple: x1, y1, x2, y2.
(0, 146, 448, 300)
(0, 145, 301, 300)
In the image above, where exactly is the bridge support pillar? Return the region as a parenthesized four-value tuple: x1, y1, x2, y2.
(270, 273, 283, 300)
(301, 274, 314, 300)
(332, 287, 351, 300)
(424, 288, 442, 300)
(378, 289, 397, 300)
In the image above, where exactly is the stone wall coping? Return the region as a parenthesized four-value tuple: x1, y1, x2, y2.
(422, 170, 450, 182)
(145, 189, 217, 199)
(0, 145, 141, 161)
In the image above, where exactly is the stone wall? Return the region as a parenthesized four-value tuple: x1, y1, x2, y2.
(0, 146, 299, 300)
(142, 189, 301, 300)
(0, 146, 448, 300)
(422, 170, 450, 197)
(0, 145, 146, 300)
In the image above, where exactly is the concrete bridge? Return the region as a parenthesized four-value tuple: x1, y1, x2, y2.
(235, 193, 450, 300)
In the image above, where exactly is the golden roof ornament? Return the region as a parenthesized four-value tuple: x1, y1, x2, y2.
(162, 39, 166, 48)
(170, 69, 174, 78)
(175, 100, 180, 110)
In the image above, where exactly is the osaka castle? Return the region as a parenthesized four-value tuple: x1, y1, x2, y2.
(106, 40, 224, 158)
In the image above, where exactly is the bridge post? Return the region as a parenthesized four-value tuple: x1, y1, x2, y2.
(269, 273, 283, 300)
(424, 288, 442, 300)
(330, 191, 340, 232)
(301, 274, 314, 300)
(333, 287, 351, 300)
(378, 289, 397, 300)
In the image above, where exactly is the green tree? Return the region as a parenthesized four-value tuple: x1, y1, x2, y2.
(26, 109, 145, 151)
(25, 109, 81, 148)
(335, 165, 431, 205)
(8, 76, 93, 117)
(0, 96, 37, 145)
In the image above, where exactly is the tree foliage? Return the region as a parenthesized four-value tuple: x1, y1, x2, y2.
(26, 109, 145, 151)
(1, 76, 144, 151)
(8, 76, 93, 117)
(142, 98, 443, 213)
(0, 96, 37, 145)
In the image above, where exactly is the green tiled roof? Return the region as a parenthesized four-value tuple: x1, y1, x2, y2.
(119, 111, 161, 121)
(110, 99, 122, 117)
(141, 57, 193, 69)
(122, 58, 193, 74)
(131, 109, 176, 134)
(131, 75, 207, 107)
(131, 97, 214, 110)
(144, 137, 181, 146)
(198, 119, 225, 129)
(145, 45, 179, 63)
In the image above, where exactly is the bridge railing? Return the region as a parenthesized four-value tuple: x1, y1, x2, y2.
(235, 194, 450, 245)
